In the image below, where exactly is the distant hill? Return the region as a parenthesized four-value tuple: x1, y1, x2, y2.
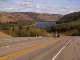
(56, 11, 80, 24)
(0, 12, 62, 23)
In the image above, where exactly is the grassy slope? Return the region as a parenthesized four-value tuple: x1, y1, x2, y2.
(0, 31, 11, 37)
(0, 16, 14, 22)
(57, 11, 80, 23)
(0, 12, 62, 23)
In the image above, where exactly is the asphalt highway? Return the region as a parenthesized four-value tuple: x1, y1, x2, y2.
(0, 36, 80, 60)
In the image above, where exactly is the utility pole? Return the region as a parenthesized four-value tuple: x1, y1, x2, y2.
(56, 26, 58, 36)
(10, 30, 11, 36)
(10, 27, 12, 36)
(55, 15, 61, 37)
(57, 15, 61, 35)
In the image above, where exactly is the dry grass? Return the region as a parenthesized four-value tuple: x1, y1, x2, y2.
(0, 32, 11, 38)
(0, 16, 14, 23)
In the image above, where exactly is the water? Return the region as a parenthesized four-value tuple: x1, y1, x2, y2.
(35, 21, 56, 28)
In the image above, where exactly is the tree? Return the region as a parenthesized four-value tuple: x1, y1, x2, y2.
(18, 25, 22, 30)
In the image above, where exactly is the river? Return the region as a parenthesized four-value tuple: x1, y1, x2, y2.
(35, 21, 56, 28)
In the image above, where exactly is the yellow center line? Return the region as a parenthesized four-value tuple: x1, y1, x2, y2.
(0, 39, 59, 60)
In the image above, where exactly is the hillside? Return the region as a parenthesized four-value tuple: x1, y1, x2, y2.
(0, 12, 62, 23)
(46, 11, 80, 36)
(0, 31, 11, 37)
(56, 11, 80, 24)
(46, 19, 80, 36)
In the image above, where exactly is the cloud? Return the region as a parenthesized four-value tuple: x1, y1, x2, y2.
(36, 5, 40, 9)
(22, 0, 32, 1)
(0, 0, 80, 14)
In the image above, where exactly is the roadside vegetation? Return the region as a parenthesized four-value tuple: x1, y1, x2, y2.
(0, 12, 80, 37)
(14, 26, 48, 37)
(0, 22, 49, 37)
(46, 20, 80, 36)
(46, 12, 80, 36)
(0, 19, 80, 37)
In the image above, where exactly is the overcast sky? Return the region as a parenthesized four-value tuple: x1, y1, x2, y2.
(0, 0, 80, 14)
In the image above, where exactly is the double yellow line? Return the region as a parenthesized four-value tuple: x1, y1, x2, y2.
(0, 40, 59, 60)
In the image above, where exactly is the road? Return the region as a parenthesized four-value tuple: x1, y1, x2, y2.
(0, 36, 80, 60)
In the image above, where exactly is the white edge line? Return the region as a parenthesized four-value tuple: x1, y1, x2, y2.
(52, 39, 72, 60)
(52, 46, 66, 60)
(6, 46, 10, 47)
(66, 39, 72, 45)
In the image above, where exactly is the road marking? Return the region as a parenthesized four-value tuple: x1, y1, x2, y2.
(22, 43, 25, 44)
(66, 39, 72, 45)
(1, 41, 40, 48)
(0, 39, 59, 60)
(6, 46, 10, 48)
(52, 46, 66, 60)
(52, 39, 72, 60)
